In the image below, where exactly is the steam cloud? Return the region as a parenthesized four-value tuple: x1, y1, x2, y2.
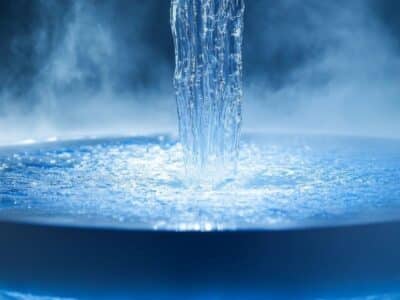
(244, 0, 400, 138)
(0, 0, 175, 144)
(0, 0, 399, 144)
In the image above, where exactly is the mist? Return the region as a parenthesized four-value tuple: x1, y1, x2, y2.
(0, 0, 176, 144)
(244, 0, 400, 138)
(0, 0, 400, 144)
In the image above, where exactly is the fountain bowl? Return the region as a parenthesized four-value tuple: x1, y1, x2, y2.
(0, 133, 400, 298)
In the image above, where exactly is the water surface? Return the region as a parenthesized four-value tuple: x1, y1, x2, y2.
(0, 134, 399, 230)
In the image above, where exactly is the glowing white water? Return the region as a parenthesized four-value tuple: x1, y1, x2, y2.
(171, 0, 244, 179)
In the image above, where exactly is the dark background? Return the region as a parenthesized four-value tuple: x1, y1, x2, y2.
(0, 0, 400, 143)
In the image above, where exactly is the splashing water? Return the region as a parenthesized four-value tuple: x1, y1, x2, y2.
(171, 0, 245, 181)
(1, 135, 400, 230)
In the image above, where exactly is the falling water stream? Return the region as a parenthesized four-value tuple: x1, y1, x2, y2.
(171, 0, 245, 181)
